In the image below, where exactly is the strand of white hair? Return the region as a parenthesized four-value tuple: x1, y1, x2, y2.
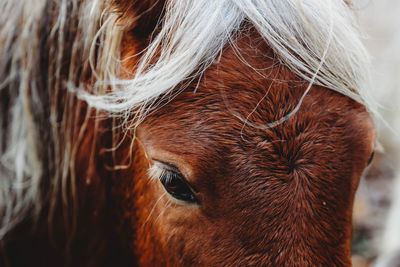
(0, 0, 376, 241)
(81, 0, 376, 120)
(0, 0, 120, 239)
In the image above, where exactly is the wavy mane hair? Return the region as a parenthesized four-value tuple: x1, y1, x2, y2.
(0, 0, 374, 241)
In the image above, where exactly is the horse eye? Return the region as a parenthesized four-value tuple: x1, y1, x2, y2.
(159, 170, 198, 204)
(149, 162, 198, 204)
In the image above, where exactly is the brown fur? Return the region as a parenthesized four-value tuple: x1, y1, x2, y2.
(1, 1, 375, 266)
(112, 0, 165, 37)
(111, 25, 376, 266)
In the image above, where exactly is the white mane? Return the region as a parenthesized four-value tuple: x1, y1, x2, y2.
(0, 0, 118, 238)
(0, 0, 374, 239)
(82, 0, 376, 118)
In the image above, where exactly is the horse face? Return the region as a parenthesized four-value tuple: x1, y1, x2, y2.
(113, 31, 376, 266)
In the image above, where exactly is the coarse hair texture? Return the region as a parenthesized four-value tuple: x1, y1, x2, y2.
(0, 0, 121, 238)
(81, 0, 376, 120)
(0, 0, 375, 239)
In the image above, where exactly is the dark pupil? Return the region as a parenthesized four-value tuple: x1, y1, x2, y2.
(161, 172, 197, 203)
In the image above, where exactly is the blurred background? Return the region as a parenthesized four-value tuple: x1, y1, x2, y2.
(351, 0, 400, 266)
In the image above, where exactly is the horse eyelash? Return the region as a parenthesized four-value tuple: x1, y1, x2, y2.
(148, 162, 176, 182)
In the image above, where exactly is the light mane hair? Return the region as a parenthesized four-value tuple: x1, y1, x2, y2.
(0, 0, 374, 238)
(81, 0, 376, 119)
(0, 0, 121, 238)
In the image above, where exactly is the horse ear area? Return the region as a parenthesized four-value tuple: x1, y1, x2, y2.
(112, 0, 166, 39)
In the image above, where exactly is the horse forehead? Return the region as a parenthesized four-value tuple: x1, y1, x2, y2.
(141, 31, 373, 170)
(143, 83, 369, 165)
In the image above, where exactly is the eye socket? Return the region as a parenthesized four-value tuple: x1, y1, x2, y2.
(149, 162, 198, 204)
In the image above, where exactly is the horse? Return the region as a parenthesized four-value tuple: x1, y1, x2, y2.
(0, 0, 377, 266)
